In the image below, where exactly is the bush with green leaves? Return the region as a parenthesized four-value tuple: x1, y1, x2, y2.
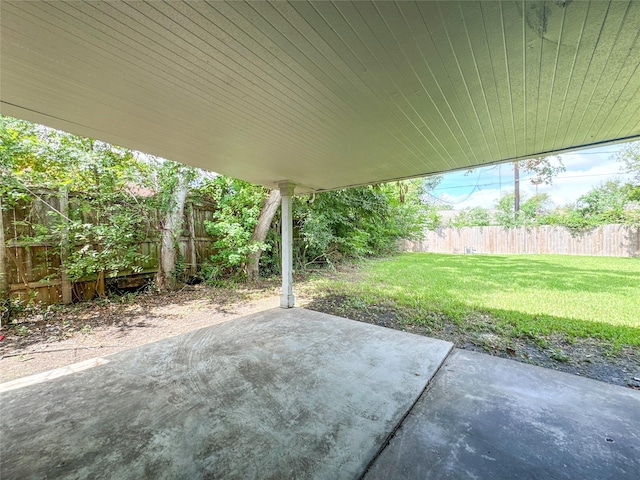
(553, 181, 639, 232)
(447, 207, 492, 228)
(292, 181, 428, 268)
(494, 193, 553, 228)
(198, 179, 430, 279)
(1, 116, 153, 282)
(201, 177, 269, 280)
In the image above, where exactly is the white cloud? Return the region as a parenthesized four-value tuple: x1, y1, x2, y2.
(434, 144, 634, 210)
(438, 187, 506, 210)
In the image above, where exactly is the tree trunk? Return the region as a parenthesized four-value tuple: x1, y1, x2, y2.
(245, 189, 280, 282)
(59, 188, 72, 304)
(156, 172, 190, 292)
(0, 196, 7, 303)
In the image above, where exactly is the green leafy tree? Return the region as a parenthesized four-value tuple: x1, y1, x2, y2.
(202, 177, 270, 281)
(535, 181, 639, 232)
(293, 180, 427, 268)
(571, 181, 638, 227)
(1, 116, 152, 288)
(520, 193, 553, 222)
(447, 207, 492, 228)
(616, 141, 640, 183)
(420, 175, 444, 230)
(495, 193, 519, 228)
(615, 141, 640, 201)
(495, 192, 552, 227)
(150, 159, 198, 291)
(520, 156, 566, 186)
(514, 156, 565, 211)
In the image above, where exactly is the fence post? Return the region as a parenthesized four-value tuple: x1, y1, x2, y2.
(59, 188, 73, 304)
(0, 196, 8, 301)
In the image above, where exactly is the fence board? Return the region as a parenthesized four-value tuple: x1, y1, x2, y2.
(403, 225, 640, 257)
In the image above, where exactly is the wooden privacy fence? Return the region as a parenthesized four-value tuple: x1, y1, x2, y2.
(402, 224, 640, 257)
(0, 189, 218, 306)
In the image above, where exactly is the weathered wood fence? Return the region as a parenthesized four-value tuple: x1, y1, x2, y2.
(402, 224, 640, 257)
(0, 189, 218, 306)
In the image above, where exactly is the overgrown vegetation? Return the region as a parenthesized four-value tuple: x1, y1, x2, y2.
(292, 181, 427, 268)
(0, 116, 154, 282)
(196, 178, 431, 281)
(1, 116, 431, 309)
(201, 177, 271, 281)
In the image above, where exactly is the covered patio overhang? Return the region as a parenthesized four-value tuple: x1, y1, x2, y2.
(2, 0, 640, 307)
(2, 3, 640, 477)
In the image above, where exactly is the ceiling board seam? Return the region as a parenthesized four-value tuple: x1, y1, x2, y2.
(499, 1, 518, 156)
(532, 0, 546, 154)
(376, 1, 475, 168)
(243, 1, 424, 171)
(43, 1, 341, 152)
(121, 1, 346, 138)
(413, 2, 482, 163)
(223, 0, 416, 171)
(340, 2, 450, 167)
(435, 1, 495, 162)
(300, 1, 424, 169)
(610, 67, 640, 140)
(581, 1, 638, 145)
(460, 2, 504, 160)
(551, 1, 590, 150)
(478, 2, 511, 160)
(561, 1, 611, 146)
(354, 2, 456, 168)
(158, 1, 351, 132)
(399, 2, 479, 165)
(542, 1, 568, 150)
(188, 2, 357, 121)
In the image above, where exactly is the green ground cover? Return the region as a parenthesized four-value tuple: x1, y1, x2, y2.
(310, 253, 640, 347)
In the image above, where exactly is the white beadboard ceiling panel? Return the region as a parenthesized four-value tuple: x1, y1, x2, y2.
(2, 1, 639, 193)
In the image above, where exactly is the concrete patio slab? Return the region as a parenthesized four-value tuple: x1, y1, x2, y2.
(364, 349, 640, 480)
(0, 308, 452, 479)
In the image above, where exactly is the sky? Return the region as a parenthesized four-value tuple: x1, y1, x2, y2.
(430, 143, 635, 210)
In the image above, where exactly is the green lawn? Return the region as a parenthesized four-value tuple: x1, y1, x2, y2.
(310, 253, 640, 347)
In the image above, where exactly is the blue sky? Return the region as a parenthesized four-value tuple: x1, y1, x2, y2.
(430, 143, 635, 210)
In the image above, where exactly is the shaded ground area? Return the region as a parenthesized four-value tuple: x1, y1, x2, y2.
(1, 309, 453, 479)
(303, 293, 640, 390)
(1, 268, 639, 389)
(0, 282, 281, 383)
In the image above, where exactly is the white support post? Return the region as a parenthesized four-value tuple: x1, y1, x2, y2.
(279, 182, 295, 308)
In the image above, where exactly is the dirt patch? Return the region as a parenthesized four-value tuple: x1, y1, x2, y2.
(0, 282, 281, 383)
(302, 294, 640, 390)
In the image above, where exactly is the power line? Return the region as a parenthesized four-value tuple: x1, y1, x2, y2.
(425, 168, 491, 205)
(433, 171, 630, 191)
(561, 151, 619, 155)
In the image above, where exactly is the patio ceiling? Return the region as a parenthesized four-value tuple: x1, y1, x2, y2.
(1, 1, 639, 193)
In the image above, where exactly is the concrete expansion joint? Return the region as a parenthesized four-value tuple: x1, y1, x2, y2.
(359, 343, 455, 479)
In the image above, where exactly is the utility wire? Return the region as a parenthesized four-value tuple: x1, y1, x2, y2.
(433, 171, 631, 191)
(426, 167, 493, 205)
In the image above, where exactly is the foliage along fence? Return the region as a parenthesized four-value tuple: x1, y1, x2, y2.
(0, 189, 217, 306)
(402, 224, 640, 257)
